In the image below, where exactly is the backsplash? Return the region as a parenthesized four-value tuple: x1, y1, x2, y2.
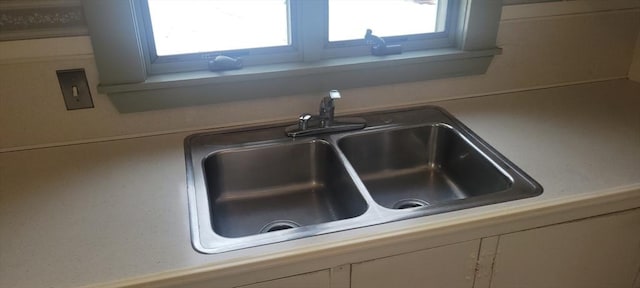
(1, 3, 639, 151)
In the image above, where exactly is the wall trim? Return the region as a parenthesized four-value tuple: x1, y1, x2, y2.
(501, 0, 640, 21)
(0, 0, 87, 41)
(0, 35, 92, 64)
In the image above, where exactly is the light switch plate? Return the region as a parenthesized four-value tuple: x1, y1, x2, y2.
(57, 69, 94, 110)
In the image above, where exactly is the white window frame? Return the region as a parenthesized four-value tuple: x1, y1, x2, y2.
(140, 0, 301, 75)
(82, 0, 503, 112)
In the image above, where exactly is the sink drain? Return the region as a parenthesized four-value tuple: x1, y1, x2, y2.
(392, 199, 430, 210)
(260, 220, 301, 233)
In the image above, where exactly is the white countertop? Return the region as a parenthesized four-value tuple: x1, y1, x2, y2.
(1, 79, 639, 288)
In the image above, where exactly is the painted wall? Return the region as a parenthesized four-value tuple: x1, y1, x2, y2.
(1, 3, 639, 151)
(629, 31, 640, 82)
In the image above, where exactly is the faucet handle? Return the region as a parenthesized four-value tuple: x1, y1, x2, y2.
(298, 113, 313, 130)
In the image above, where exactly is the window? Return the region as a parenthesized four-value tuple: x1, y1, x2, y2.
(146, 0, 291, 56)
(142, 0, 300, 74)
(82, 0, 502, 112)
(141, 0, 455, 74)
(328, 0, 444, 42)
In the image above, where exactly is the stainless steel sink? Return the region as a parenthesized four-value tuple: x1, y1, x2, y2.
(337, 124, 511, 209)
(203, 140, 367, 238)
(185, 106, 542, 253)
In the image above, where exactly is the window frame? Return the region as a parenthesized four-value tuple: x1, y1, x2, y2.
(140, 0, 302, 75)
(140, 0, 456, 74)
(322, 0, 454, 58)
(82, 0, 503, 112)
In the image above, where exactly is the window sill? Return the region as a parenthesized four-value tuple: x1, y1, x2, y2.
(100, 48, 500, 112)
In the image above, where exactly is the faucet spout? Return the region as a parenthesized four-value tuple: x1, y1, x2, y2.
(319, 90, 341, 126)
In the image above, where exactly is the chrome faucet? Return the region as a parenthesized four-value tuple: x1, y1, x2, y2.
(286, 90, 366, 137)
(319, 89, 340, 126)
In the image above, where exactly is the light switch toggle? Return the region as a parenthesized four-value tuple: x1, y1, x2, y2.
(57, 69, 94, 110)
(72, 86, 79, 98)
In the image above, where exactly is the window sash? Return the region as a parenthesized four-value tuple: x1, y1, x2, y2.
(139, 0, 301, 75)
(326, 0, 451, 45)
(321, 0, 456, 59)
(145, 0, 293, 57)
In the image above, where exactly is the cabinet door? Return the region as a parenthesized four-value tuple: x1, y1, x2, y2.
(491, 209, 640, 288)
(235, 269, 330, 288)
(351, 240, 481, 288)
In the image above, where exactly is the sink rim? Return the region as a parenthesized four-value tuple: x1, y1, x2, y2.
(184, 105, 543, 254)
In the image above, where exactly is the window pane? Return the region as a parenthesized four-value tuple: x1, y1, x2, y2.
(329, 0, 442, 42)
(147, 0, 289, 56)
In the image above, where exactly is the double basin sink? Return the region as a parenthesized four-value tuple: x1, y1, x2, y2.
(185, 106, 542, 253)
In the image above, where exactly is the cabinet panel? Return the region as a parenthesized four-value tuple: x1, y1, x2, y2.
(491, 209, 640, 288)
(235, 269, 330, 288)
(351, 240, 481, 288)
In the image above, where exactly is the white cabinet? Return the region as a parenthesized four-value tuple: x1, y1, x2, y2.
(490, 209, 640, 288)
(219, 209, 640, 288)
(351, 240, 481, 288)
(235, 269, 330, 288)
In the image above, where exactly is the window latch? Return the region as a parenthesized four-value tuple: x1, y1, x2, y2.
(208, 55, 243, 71)
(364, 29, 402, 56)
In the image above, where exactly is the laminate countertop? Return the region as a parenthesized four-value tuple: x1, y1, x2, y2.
(2, 79, 639, 288)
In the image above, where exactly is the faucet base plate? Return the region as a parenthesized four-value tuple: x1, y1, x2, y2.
(285, 117, 366, 137)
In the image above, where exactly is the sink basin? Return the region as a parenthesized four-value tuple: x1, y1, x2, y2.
(203, 140, 367, 238)
(338, 124, 511, 209)
(185, 106, 542, 253)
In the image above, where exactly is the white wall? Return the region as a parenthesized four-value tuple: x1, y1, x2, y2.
(629, 31, 640, 82)
(1, 3, 639, 151)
